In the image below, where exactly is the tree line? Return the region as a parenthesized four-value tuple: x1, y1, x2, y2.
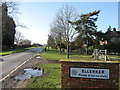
(1, 2, 32, 51)
(47, 5, 119, 58)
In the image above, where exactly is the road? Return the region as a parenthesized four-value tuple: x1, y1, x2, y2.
(0, 47, 43, 81)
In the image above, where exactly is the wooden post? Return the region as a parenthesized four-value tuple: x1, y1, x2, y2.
(105, 50, 107, 61)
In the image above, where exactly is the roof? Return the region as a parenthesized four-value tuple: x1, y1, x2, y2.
(106, 31, 120, 37)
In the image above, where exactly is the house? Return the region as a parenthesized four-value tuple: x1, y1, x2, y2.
(105, 28, 120, 44)
(103, 28, 120, 53)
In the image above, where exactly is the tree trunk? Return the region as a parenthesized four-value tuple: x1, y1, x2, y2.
(67, 44, 69, 58)
(86, 46, 88, 54)
(86, 39, 89, 54)
(60, 42, 62, 54)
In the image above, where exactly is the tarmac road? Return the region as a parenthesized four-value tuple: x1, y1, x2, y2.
(0, 47, 43, 81)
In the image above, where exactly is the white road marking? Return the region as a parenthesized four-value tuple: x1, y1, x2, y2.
(0, 54, 37, 82)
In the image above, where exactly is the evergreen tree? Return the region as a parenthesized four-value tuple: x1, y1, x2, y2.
(69, 10, 100, 54)
(2, 2, 16, 50)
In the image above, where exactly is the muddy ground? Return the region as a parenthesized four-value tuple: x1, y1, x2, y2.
(2, 54, 50, 88)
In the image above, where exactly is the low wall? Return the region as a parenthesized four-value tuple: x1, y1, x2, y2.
(60, 60, 120, 89)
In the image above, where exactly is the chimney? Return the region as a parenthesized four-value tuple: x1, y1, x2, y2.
(112, 28, 116, 32)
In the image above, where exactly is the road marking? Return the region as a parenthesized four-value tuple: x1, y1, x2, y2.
(0, 54, 37, 82)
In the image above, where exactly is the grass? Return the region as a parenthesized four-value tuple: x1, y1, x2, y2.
(41, 48, 94, 61)
(108, 55, 120, 61)
(41, 48, 120, 61)
(27, 63, 61, 88)
(27, 47, 120, 89)
(41, 50, 68, 60)
(0, 47, 36, 55)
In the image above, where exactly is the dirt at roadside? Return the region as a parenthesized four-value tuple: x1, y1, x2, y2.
(2, 54, 49, 88)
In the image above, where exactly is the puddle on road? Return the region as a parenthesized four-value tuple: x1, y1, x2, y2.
(15, 68, 43, 80)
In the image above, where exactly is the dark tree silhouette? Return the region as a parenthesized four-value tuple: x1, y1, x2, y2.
(2, 2, 16, 50)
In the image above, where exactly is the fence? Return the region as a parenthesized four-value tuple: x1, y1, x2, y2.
(92, 49, 110, 61)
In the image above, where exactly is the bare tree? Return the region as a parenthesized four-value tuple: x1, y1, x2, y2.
(50, 5, 78, 58)
(14, 31, 24, 44)
(19, 39, 31, 45)
(3, 1, 19, 19)
(47, 35, 55, 48)
(49, 19, 64, 52)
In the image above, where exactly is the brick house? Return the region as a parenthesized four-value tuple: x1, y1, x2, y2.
(103, 28, 120, 53)
(105, 28, 120, 44)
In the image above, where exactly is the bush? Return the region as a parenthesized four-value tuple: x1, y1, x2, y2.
(104, 44, 120, 53)
(95, 45, 104, 49)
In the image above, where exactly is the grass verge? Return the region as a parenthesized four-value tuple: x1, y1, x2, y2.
(26, 63, 61, 88)
(41, 48, 120, 61)
(0, 47, 36, 56)
(41, 49, 93, 61)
